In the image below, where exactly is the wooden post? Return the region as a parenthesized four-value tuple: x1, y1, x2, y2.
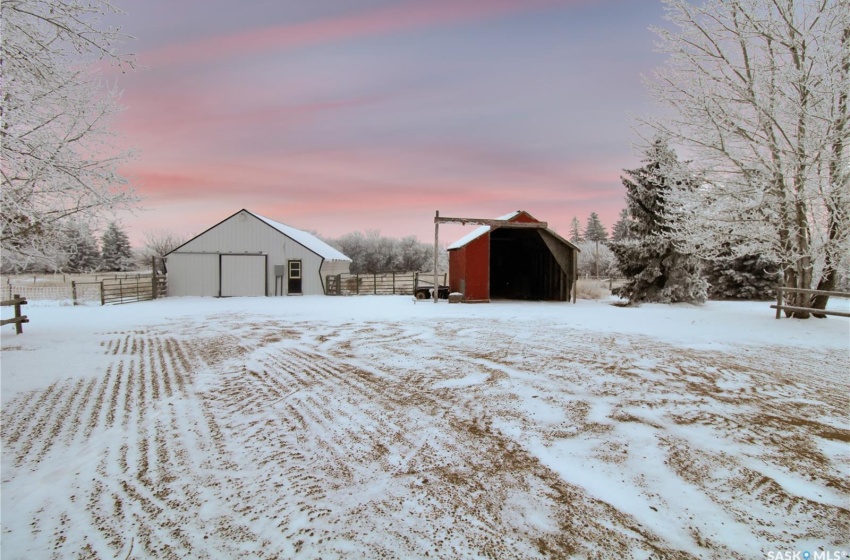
(433, 211, 439, 303)
(775, 287, 783, 319)
(72, 281, 78, 306)
(392, 272, 396, 294)
(100, 282, 105, 306)
(374, 274, 377, 295)
(13, 294, 23, 334)
(151, 257, 158, 300)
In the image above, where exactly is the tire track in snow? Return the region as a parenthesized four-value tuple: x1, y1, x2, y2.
(3, 315, 847, 558)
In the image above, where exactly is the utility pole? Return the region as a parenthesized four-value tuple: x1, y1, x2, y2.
(433, 211, 439, 303)
(595, 238, 599, 278)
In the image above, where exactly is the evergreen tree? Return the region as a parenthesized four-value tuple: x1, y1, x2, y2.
(100, 222, 134, 271)
(584, 212, 608, 243)
(62, 223, 101, 273)
(568, 217, 583, 244)
(704, 253, 781, 300)
(609, 140, 707, 304)
(611, 208, 630, 242)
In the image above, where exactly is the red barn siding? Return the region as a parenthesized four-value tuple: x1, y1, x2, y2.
(510, 212, 539, 224)
(449, 248, 466, 293)
(449, 232, 490, 301)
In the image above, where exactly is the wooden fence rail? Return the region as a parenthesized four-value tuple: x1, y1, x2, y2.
(772, 287, 850, 319)
(1, 294, 29, 334)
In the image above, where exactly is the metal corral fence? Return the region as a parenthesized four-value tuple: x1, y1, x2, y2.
(3, 274, 166, 305)
(326, 272, 447, 297)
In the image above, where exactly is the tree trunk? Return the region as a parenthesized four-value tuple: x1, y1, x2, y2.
(812, 24, 850, 316)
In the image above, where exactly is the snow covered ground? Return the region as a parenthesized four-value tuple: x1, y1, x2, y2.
(2, 296, 848, 559)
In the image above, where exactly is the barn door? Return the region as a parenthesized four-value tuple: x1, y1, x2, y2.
(287, 260, 302, 295)
(221, 255, 266, 296)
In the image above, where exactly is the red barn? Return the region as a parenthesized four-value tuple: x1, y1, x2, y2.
(447, 211, 579, 302)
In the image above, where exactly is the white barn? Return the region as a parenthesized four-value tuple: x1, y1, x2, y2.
(165, 209, 351, 297)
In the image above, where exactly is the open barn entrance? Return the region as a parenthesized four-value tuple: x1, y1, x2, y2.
(489, 229, 568, 300)
(440, 210, 577, 303)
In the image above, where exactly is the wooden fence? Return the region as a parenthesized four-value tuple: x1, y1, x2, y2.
(772, 287, 850, 319)
(1, 294, 29, 334)
(326, 272, 447, 297)
(71, 274, 166, 305)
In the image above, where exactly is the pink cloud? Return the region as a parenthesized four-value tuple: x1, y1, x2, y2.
(141, 0, 591, 68)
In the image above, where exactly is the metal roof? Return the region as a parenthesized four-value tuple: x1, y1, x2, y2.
(246, 210, 352, 262)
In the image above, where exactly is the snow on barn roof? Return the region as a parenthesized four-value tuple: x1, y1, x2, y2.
(247, 210, 352, 262)
(446, 211, 521, 250)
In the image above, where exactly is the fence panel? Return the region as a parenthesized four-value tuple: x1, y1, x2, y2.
(326, 272, 446, 296)
(2, 284, 76, 302)
(101, 275, 166, 305)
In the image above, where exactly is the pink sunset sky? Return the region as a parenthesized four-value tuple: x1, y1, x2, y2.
(108, 0, 667, 247)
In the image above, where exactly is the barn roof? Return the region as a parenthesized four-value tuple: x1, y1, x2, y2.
(245, 210, 351, 262)
(446, 211, 521, 250)
(446, 210, 580, 252)
(166, 209, 352, 262)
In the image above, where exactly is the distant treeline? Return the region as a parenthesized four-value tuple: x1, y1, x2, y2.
(323, 231, 448, 274)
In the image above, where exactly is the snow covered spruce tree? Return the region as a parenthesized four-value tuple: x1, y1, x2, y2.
(609, 140, 708, 304)
(61, 223, 101, 273)
(568, 217, 584, 244)
(703, 252, 781, 300)
(584, 212, 608, 243)
(643, 0, 850, 317)
(0, 0, 138, 272)
(611, 208, 630, 243)
(100, 222, 133, 271)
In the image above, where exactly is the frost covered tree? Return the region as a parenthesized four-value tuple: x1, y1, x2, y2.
(330, 231, 442, 274)
(61, 223, 101, 273)
(100, 222, 133, 271)
(643, 0, 850, 317)
(584, 212, 608, 243)
(0, 0, 138, 272)
(609, 141, 708, 304)
(135, 230, 186, 273)
(611, 208, 630, 243)
(397, 236, 432, 272)
(568, 217, 584, 244)
(576, 240, 615, 278)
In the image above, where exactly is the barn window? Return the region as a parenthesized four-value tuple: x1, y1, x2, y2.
(289, 260, 301, 279)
